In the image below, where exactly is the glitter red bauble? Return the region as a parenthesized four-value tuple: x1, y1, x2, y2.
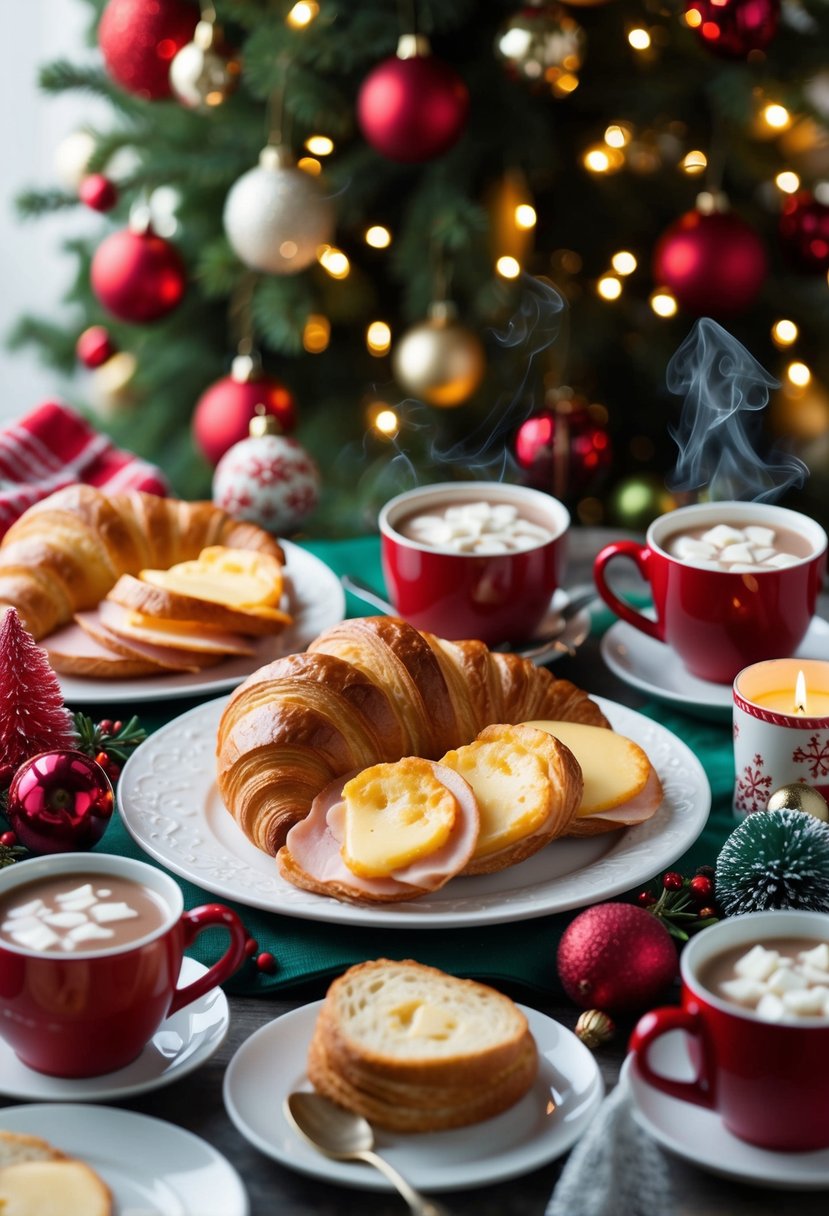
(79, 174, 119, 212)
(514, 407, 611, 498)
(76, 325, 117, 368)
(6, 750, 114, 854)
(193, 372, 297, 466)
(779, 191, 829, 273)
(557, 903, 679, 1013)
(357, 50, 469, 162)
(685, 0, 779, 58)
(98, 0, 198, 100)
(652, 208, 768, 316)
(91, 227, 187, 323)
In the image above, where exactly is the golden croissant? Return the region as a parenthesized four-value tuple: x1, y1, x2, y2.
(0, 485, 283, 640)
(216, 615, 609, 855)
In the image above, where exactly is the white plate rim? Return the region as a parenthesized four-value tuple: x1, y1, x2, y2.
(55, 540, 346, 705)
(0, 956, 229, 1102)
(117, 694, 711, 929)
(0, 1102, 249, 1215)
(621, 1046, 829, 1190)
(222, 1000, 604, 1192)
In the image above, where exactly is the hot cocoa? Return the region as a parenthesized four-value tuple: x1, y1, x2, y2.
(663, 521, 812, 573)
(396, 499, 555, 555)
(0, 872, 169, 954)
(699, 938, 829, 1021)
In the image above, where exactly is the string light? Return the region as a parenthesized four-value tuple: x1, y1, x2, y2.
(514, 204, 537, 230)
(583, 145, 623, 174)
(496, 256, 521, 278)
(772, 319, 799, 347)
(305, 135, 334, 156)
(286, 1, 319, 28)
(597, 275, 622, 300)
(684, 7, 702, 27)
(776, 170, 801, 193)
(368, 403, 399, 439)
(628, 28, 651, 50)
(297, 156, 321, 175)
(302, 314, 330, 353)
(787, 361, 812, 387)
(366, 320, 391, 355)
(680, 150, 707, 175)
(554, 73, 579, 96)
(365, 225, 392, 248)
(604, 124, 632, 148)
(611, 251, 637, 275)
(317, 246, 350, 279)
(650, 289, 678, 317)
(763, 103, 792, 131)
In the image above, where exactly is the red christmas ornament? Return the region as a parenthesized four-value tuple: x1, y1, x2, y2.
(79, 174, 119, 212)
(685, 0, 779, 58)
(779, 191, 829, 273)
(6, 750, 114, 854)
(76, 325, 117, 368)
(99, 0, 198, 100)
(515, 404, 611, 499)
(0, 609, 76, 783)
(357, 35, 469, 163)
(653, 204, 768, 316)
(557, 902, 679, 1013)
(91, 225, 186, 323)
(193, 355, 296, 466)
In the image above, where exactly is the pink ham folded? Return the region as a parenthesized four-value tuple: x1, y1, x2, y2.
(74, 610, 218, 673)
(44, 621, 163, 677)
(567, 766, 663, 836)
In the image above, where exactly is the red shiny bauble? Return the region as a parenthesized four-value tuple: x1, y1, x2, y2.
(193, 369, 297, 466)
(91, 227, 186, 323)
(557, 902, 679, 1013)
(685, 0, 779, 58)
(99, 0, 198, 100)
(76, 325, 117, 368)
(653, 208, 768, 316)
(515, 406, 611, 498)
(779, 191, 829, 273)
(79, 174, 118, 212)
(6, 750, 114, 854)
(357, 46, 469, 162)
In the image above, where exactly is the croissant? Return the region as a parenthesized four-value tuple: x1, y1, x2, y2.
(216, 615, 609, 855)
(0, 485, 283, 640)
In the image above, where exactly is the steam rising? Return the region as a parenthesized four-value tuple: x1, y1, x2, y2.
(667, 318, 807, 502)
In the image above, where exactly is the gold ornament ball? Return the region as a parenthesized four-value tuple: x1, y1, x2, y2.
(767, 784, 829, 822)
(392, 303, 485, 408)
(170, 20, 240, 111)
(494, 3, 586, 89)
(575, 1008, 615, 1049)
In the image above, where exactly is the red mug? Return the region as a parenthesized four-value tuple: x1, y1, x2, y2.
(628, 909, 829, 1152)
(378, 481, 569, 646)
(593, 501, 827, 683)
(0, 852, 249, 1078)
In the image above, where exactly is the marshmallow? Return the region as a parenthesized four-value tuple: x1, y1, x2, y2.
(671, 537, 717, 560)
(702, 525, 747, 548)
(800, 943, 829, 971)
(42, 911, 89, 929)
(66, 922, 114, 945)
(783, 988, 827, 1016)
(719, 543, 756, 565)
(766, 552, 800, 568)
(11, 923, 61, 952)
(744, 526, 776, 546)
(5, 899, 46, 919)
(768, 966, 804, 994)
(756, 992, 787, 1021)
(720, 978, 766, 1007)
(90, 902, 139, 924)
(735, 945, 781, 982)
(405, 502, 553, 555)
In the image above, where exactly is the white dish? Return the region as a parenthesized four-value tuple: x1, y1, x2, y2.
(0, 1103, 248, 1215)
(0, 957, 228, 1102)
(118, 694, 711, 929)
(223, 1000, 603, 1192)
(56, 540, 345, 705)
(601, 615, 829, 722)
(622, 1032, 829, 1190)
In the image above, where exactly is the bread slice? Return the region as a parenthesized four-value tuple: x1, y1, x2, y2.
(0, 1131, 111, 1216)
(307, 959, 538, 1132)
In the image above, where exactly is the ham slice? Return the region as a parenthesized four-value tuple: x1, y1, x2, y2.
(279, 762, 480, 903)
(43, 622, 162, 678)
(97, 599, 254, 656)
(74, 611, 217, 673)
(577, 766, 663, 827)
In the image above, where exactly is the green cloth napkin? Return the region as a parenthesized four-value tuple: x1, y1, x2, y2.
(80, 538, 736, 1000)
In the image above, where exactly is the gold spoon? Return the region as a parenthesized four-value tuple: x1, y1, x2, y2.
(284, 1091, 450, 1216)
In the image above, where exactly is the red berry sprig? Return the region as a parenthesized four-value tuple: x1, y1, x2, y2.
(635, 865, 721, 941)
(72, 712, 146, 784)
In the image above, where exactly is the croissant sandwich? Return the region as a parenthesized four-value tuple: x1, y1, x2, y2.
(216, 615, 609, 856)
(0, 484, 282, 641)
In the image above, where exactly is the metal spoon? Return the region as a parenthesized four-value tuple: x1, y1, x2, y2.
(284, 1091, 449, 1216)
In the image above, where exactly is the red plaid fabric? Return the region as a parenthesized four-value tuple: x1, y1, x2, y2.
(0, 402, 170, 538)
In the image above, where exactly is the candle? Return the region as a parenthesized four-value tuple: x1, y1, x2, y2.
(752, 670, 829, 717)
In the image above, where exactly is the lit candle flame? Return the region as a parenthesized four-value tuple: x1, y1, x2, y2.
(795, 669, 807, 715)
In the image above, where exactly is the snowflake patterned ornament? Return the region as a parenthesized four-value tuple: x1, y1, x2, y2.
(212, 409, 320, 536)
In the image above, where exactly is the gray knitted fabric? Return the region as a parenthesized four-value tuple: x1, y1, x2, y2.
(546, 1082, 673, 1216)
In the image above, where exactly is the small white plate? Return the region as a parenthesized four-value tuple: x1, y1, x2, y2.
(56, 540, 345, 705)
(0, 1103, 248, 1215)
(601, 615, 829, 722)
(223, 1001, 604, 1192)
(622, 1033, 829, 1190)
(0, 957, 228, 1102)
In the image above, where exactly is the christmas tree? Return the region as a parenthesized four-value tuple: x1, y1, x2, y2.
(9, 0, 829, 536)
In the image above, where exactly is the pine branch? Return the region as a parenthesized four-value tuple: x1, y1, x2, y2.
(15, 189, 77, 219)
(38, 59, 143, 113)
(5, 317, 79, 372)
(196, 237, 249, 299)
(252, 276, 316, 354)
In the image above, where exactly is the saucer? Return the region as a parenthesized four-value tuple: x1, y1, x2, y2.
(0, 957, 229, 1101)
(601, 615, 829, 722)
(622, 1033, 829, 1189)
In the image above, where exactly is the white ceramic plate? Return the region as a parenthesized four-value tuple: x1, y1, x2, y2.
(0, 1103, 248, 1215)
(622, 1032, 829, 1190)
(0, 957, 228, 1102)
(56, 540, 345, 705)
(601, 615, 829, 723)
(223, 1001, 603, 1192)
(118, 695, 711, 929)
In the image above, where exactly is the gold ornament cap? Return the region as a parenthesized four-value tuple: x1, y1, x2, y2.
(231, 353, 263, 384)
(427, 299, 459, 326)
(397, 34, 431, 59)
(575, 1009, 615, 1050)
(249, 404, 282, 438)
(259, 144, 294, 172)
(766, 783, 829, 822)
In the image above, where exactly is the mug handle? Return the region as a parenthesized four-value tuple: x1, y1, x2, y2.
(628, 1006, 715, 1109)
(168, 903, 250, 1015)
(593, 541, 663, 642)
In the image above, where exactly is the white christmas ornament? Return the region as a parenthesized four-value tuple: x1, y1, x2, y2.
(55, 130, 96, 190)
(223, 145, 335, 275)
(212, 412, 320, 534)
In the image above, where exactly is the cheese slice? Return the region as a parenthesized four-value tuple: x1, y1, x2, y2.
(440, 737, 552, 858)
(341, 758, 458, 878)
(140, 546, 284, 613)
(522, 720, 651, 816)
